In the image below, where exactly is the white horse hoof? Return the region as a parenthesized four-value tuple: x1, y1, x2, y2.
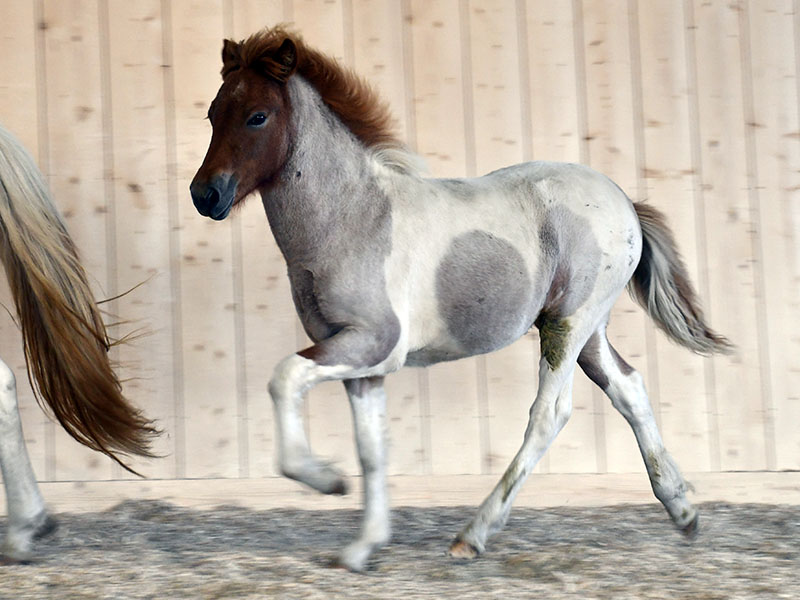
(1, 511, 57, 563)
(338, 542, 373, 572)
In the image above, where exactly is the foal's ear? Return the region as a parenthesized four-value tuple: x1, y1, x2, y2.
(263, 38, 297, 83)
(221, 39, 241, 76)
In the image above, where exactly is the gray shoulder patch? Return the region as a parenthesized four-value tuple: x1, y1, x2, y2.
(435, 230, 535, 356)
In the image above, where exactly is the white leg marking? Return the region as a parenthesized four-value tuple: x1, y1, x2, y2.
(593, 336, 697, 530)
(338, 377, 390, 571)
(451, 357, 576, 556)
(268, 354, 352, 494)
(0, 358, 50, 561)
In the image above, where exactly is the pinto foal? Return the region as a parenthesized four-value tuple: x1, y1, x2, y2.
(190, 27, 730, 571)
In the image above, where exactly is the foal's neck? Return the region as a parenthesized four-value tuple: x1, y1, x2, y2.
(259, 77, 386, 268)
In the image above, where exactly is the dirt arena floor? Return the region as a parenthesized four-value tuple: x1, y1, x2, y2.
(1, 501, 798, 599)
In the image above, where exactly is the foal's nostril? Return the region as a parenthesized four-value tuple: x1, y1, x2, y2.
(190, 181, 221, 216)
(204, 186, 220, 205)
(190, 173, 235, 219)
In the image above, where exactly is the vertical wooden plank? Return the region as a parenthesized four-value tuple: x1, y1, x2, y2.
(524, 0, 599, 475)
(581, 0, 648, 474)
(171, 0, 239, 478)
(0, 0, 47, 482)
(747, 0, 800, 470)
(525, 0, 582, 163)
(465, 1, 535, 477)
(691, 0, 767, 471)
(352, 0, 426, 476)
(105, 0, 177, 479)
(41, 0, 115, 481)
(635, 1, 712, 472)
(291, 1, 360, 477)
(407, 0, 481, 475)
(292, 0, 346, 58)
(229, 1, 291, 479)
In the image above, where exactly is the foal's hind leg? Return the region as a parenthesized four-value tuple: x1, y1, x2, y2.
(339, 377, 390, 571)
(0, 359, 55, 562)
(449, 317, 590, 557)
(578, 327, 698, 534)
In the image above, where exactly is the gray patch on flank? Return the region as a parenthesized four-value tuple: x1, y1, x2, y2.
(435, 230, 534, 356)
(538, 205, 602, 318)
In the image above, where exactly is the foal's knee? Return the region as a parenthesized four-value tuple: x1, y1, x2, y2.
(268, 353, 315, 401)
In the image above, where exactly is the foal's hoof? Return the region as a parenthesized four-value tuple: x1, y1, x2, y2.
(34, 515, 58, 540)
(448, 538, 480, 559)
(681, 512, 699, 539)
(327, 478, 348, 496)
(282, 463, 349, 495)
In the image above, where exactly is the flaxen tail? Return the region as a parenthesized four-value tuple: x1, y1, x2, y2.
(0, 124, 158, 474)
(628, 202, 732, 355)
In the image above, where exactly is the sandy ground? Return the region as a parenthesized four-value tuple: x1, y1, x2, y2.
(1, 501, 798, 599)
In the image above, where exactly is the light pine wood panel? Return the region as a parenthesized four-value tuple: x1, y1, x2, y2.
(525, 0, 582, 164)
(0, 0, 46, 483)
(635, 0, 712, 472)
(1, 1, 798, 487)
(41, 0, 114, 481)
(104, 0, 177, 479)
(229, 0, 290, 480)
(523, 0, 600, 475)
(292, 1, 361, 478)
(691, 0, 768, 471)
(464, 0, 538, 477)
(407, 0, 482, 476)
(746, 0, 800, 470)
(580, 0, 649, 474)
(351, 0, 427, 475)
(170, 0, 240, 479)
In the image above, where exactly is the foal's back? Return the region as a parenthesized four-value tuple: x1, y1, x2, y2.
(385, 161, 641, 368)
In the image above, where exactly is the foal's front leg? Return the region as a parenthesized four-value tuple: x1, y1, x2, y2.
(268, 351, 352, 494)
(340, 376, 390, 571)
(268, 328, 395, 486)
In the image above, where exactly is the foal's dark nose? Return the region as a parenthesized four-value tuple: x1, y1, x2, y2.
(190, 173, 237, 220)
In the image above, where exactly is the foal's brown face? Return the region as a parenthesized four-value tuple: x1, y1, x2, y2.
(190, 40, 296, 220)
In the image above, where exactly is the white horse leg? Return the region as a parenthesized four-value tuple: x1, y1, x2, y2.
(339, 376, 390, 571)
(268, 353, 350, 495)
(449, 355, 577, 557)
(0, 358, 54, 562)
(578, 328, 698, 533)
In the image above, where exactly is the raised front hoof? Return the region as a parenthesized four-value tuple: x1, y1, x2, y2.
(281, 464, 349, 496)
(680, 512, 700, 539)
(448, 537, 481, 559)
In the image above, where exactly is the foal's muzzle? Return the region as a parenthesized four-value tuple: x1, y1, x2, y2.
(190, 173, 237, 220)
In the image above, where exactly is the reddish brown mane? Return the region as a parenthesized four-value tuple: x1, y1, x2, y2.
(222, 26, 401, 150)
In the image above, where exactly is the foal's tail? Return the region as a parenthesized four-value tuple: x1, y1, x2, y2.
(628, 202, 732, 355)
(0, 124, 158, 474)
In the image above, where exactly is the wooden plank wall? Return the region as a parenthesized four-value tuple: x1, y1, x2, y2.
(0, 0, 797, 486)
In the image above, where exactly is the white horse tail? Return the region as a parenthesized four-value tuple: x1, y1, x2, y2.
(628, 202, 732, 356)
(0, 125, 158, 474)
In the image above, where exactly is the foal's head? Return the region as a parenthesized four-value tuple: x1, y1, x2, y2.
(190, 36, 297, 220)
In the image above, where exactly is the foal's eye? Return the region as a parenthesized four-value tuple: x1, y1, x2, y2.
(246, 112, 268, 128)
